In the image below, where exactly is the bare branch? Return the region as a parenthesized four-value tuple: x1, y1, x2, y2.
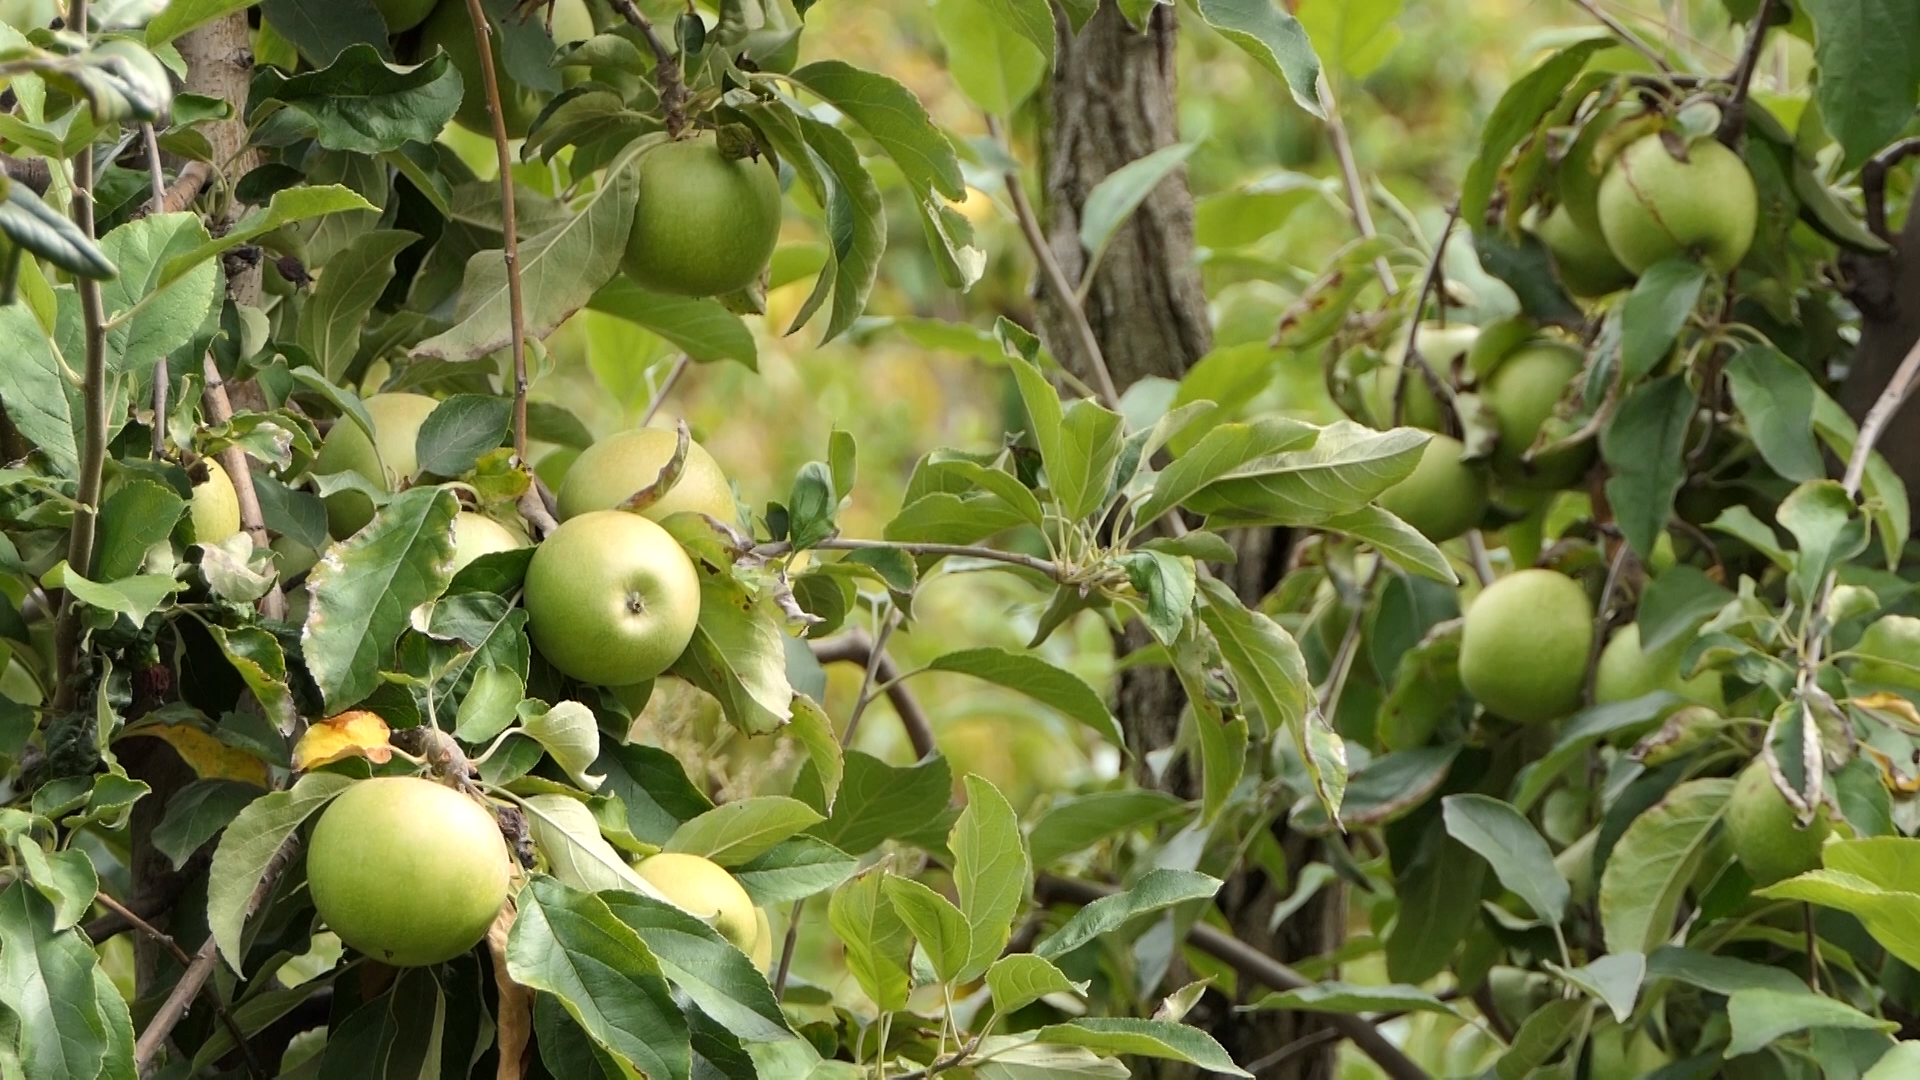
(201, 355, 288, 623)
(1567, 0, 1673, 73)
(459, 0, 532, 464)
(1863, 137, 1920, 242)
(1720, 0, 1777, 140)
(1318, 74, 1397, 295)
(95, 893, 265, 1080)
(811, 629, 937, 759)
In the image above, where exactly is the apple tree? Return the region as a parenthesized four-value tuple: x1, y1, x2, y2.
(1, 0, 1919, 1077)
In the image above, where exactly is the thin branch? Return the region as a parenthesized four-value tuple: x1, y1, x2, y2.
(1585, 541, 1634, 704)
(201, 355, 287, 623)
(156, 161, 212, 216)
(95, 894, 265, 1080)
(984, 115, 1125, 413)
(1863, 137, 1920, 242)
(1035, 874, 1431, 1080)
(602, 0, 687, 136)
(1317, 74, 1396, 296)
(140, 124, 171, 457)
(82, 889, 170, 943)
(1720, 0, 1777, 140)
(460, 0, 531, 464)
(1393, 203, 1463, 429)
(134, 836, 301, 1076)
(640, 354, 691, 426)
(757, 536, 1068, 583)
(54, 0, 105, 714)
(810, 630, 937, 758)
(1464, 529, 1495, 588)
(1567, 0, 1673, 72)
(139, 123, 165, 211)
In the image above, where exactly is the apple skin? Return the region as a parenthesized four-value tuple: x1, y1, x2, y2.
(189, 463, 242, 545)
(377, 0, 437, 33)
(523, 510, 701, 686)
(623, 133, 783, 298)
(1376, 434, 1488, 542)
(306, 776, 510, 967)
(1485, 343, 1593, 490)
(1726, 760, 1829, 886)
(1358, 324, 1477, 431)
(1598, 134, 1758, 275)
(311, 393, 441, 538)
(451, 512, 528, 574)
(1592, 623, 1723, 710)
(632, 852, 758, 953)
(1459, 569, 1593, 723)
(556, 427, 736, 524)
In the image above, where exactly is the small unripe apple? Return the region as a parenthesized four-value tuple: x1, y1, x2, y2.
(451, 512, 528, 574)
(311, 393, 441, 538)
(632, 852, 758, 953)
(623, 133, 783, 298)
(189, 462, 242, 545)
(1533, 205, 1634, 297)
(1485, 343, 1592, 490)
(1459, 569, 1593, 723)
(1376, 434, 1488, 542)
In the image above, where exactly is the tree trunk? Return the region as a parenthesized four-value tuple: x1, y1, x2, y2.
(1034, 4, 1336, 1076)
(1841, 188, 1920, 499)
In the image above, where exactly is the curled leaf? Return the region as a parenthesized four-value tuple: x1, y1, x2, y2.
(292, 710, 394, 771)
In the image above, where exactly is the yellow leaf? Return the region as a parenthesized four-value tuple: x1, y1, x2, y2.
(122, 724, 270, 787)
(293, 711, 394, 771)
(1851, 693, 1920, 735)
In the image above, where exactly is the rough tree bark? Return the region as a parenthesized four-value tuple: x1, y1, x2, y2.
(1033, 4, 1337, 1076)
(1842, 188, 1920, 498)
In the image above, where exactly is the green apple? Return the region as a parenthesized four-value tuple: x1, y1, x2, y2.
(1376, 434, 1488, 542)
(1485, 342, 1593, 490)
(1598, 134, 1758, 274)
(524, 510, 700, 686)
(632, 852, 758, 953)
(556, 427, 736, 524)
(1593, 622, 1723, 710)
(624, 133, 783, 297)
(1459, 569, 1593, 723)
(189, 462, 242, 545)
(377, 0, 437, 33)
(1533, 204, 1634, 297)
(1726, 759, 1829, 886)
(311, 393, 441, 538)
(1358, 323, 1477, 431)
(451, 511, 528, 574)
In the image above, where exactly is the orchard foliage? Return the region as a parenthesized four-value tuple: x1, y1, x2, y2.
(0, 0, 1918, 1077)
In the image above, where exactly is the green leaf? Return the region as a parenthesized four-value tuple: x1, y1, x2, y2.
(1136, 416, 1318, 527)
(880, 875, 973, 983)
(786, 461, 837, 553)
(453, 666, 524, 743)
(1029, 790, 1185, 867)
(1760, 870, 1920, 970)
(1441, 794, 1569, 924)
(670, 572, 794, 736)
(1494, 998, 1588, 1080)
(1034, 869, 1223, 959)
(1320, 504, 1456, 584)
(259, 0, 388, 68)
(1867, 1043, 1920, 1079)
(1296, 0, 1403, 78)
(588, 279, 758, 369)
(42, 563, 182, 623)
(987, 954, 1088, 1014)
(208, 772, 352, 971)
(828, 872, 913, 1012)
(808, 750, 952, 856)
(1725, 344, 1822, 483)
(416, 151, 640, 363)
(0, 304, 83, 474)
(298, 229, 417, 382)
(1549, 951, 1645, 1023)
(971, 0, 1055, 66)
(0, 883, 122, 1080)
(926, 648, 1123, 748)
(596, 743, 713, 847)
(951, 775, 1028, 981)
(785, 695, 843, 811)
(664, 797, 825, 866)
(792, 115, 886, 344)
(1248, 981, 1459, 1016)
(1812, 389, 1909, 567)
(1121, 550, 1198, 646)
(147, 0, 253, 44)
(1193, 0, 1325, 119)
(1618, 259, 1707, 382)
(1779, 479, 1869, 603)
(1803, 0, 1920, 168)
(251, 45, 462, 154)
(508, 876, 691, 1080)
(1599, 777, 1733, 955)
(162, 185, 376, 290)
(0, 183, 115, 281)
(1461, 38, 1608, 226)
(1036, 1018, 1250, 1077)
(600, 892, 791, 1045)
(883, 491, 1030, 544)
(302, 486, 458, 711)
(1078, 143, 1198, 276)
(18, 846, 96, 932)
(93, 479, 186, 581)
(152, 779, 261, 871)
(1638, 565, 1734, 653)
(1196, 577, 1338, 808)
(1601, 375, 1695, 560)
(520, 794, 657, 897)
(1646, 944, 1809, 995)
(99, 212, 221, 384)
(1727, 987, 1897, 1056)
(730, 836, 858, 905)
(520, 700, 606, 792)
(789, 61, 964, 202)
(414, 394, 511, 478)
(1184, 421, 1427, 527)
(930, 0, 1045, 115)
